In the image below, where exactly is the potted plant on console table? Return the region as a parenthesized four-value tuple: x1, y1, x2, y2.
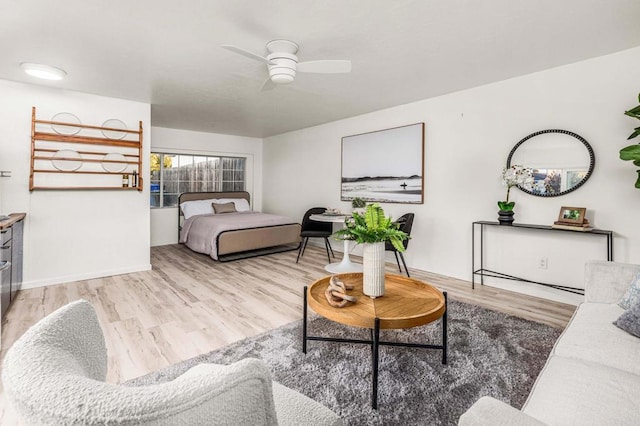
(335, 204, 408, 298)
(498, 165, 533, 225)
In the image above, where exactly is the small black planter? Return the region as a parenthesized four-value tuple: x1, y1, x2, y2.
(498, 209, 515, 225)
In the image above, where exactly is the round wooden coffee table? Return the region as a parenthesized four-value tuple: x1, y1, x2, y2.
(302, 273, 448, 409)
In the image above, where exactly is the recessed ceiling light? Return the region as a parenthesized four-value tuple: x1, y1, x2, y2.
(20, 62, 66, 80)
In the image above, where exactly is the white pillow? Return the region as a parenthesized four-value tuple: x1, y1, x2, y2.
(214, 198, 251, 212)
(180, 199, 216, 219)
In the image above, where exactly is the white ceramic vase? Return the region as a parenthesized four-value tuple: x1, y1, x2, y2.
(363, 242, 386, 298)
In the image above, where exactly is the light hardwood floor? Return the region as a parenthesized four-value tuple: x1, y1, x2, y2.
(0, 244, 576, 424)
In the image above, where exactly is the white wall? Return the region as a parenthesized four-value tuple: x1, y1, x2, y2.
(0, 79, 151, 289)
(263, 46, 640, 305)
(150, 127, 263, 246)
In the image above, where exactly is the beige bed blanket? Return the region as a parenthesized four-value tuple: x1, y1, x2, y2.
(180, 212, 297, 260)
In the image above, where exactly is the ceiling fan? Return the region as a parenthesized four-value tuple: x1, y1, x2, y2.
(221, 39, 351, 91)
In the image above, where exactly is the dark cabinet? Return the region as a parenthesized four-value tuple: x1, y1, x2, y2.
(0, 261, 9, 317)
(10, 219, 23, 298)
(0, 228, 11, 316)
(0, 214, 25, 319)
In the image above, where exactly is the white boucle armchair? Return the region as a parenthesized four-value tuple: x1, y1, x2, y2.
(2, 300, 342, 426)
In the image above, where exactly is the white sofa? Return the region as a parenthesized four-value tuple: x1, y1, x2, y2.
(459, 260, 640, 426)
(2, 300, 342, 426)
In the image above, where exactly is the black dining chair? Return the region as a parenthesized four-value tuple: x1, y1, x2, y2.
(296, 207, 335, 264)
(386, 213, 414, 277)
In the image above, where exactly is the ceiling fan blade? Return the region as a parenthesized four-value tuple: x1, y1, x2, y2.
(297, 60, 352, 74)
(221, 45, 271, 64)
(260, 77, 276, 92)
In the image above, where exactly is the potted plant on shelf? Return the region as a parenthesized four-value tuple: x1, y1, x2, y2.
(351, 197, 367, 214)
(619, 92, 640, 188)
(334, 204, 408, 298)
(498, 165, 533, 225)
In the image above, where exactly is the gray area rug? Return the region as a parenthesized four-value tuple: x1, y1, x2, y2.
(126, 300, 562, 425)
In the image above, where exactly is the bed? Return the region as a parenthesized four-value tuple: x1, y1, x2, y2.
(178, 191, 301, 262)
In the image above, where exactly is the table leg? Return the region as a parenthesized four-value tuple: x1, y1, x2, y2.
(442, 291, 448, 364)
(480, 224, 485, 286)
(471, 222, 475, 289)
(324, 238, 363, 273)
(302, 286, 308, 354)
(372, 317, 380, 410)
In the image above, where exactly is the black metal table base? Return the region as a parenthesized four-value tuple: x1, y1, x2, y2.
(474, 268, 585, 295)
(471, 221, 613, 294)
(303, 287, 448, 409)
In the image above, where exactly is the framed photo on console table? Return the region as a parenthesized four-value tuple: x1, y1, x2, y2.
(341, 122, 425, 204)
(557, 206, 586, 224)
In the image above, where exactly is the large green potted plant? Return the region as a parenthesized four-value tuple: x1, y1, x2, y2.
(619, 92, 640, 188)
(335, 204, 408, 298)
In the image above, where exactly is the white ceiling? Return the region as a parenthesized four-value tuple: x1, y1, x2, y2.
(2, 0, 640, 138)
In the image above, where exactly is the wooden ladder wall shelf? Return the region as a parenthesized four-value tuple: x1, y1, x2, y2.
(30, 107, 143, 191)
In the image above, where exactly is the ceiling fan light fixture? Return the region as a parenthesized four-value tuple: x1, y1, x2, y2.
(271, 74, 295, 84)
(221, 39, 352, 90)
(20, 62, 66, 80)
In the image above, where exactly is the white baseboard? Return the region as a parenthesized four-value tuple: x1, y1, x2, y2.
(20, 264, 153, 290)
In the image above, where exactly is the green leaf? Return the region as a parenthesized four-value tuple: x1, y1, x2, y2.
(497, 201, 515, 210)
(363, 204, 377, 229)
(620, 144, 640, 161)
(627, 127, 640, 140)
(624, 104, 640, 118)
(634, 160, 640, 167)
(635, 170, 640, 189)
(376, 206, 385, 228)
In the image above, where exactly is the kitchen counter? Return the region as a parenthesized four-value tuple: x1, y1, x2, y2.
(0, 213, 26, 230)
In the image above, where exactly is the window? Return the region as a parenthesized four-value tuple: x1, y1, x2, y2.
(150, 153, 246, 208)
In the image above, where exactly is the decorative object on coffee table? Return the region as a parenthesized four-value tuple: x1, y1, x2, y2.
(498, 165, 533, 225)
(324, 276, 358, 307)
(362, 242, 386, 297)
(334, 204, 408, 298)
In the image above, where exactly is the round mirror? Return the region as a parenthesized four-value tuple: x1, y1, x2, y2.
(507, 129, 595, 197)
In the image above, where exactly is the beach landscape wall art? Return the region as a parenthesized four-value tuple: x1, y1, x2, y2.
(341, 122, 424, 204)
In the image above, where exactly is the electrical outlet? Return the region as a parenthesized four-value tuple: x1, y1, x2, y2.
(538, 257, 548, 269)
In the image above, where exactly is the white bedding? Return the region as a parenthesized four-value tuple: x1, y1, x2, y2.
(179, 212, 297, 260)
(180, 198, 252, 219)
